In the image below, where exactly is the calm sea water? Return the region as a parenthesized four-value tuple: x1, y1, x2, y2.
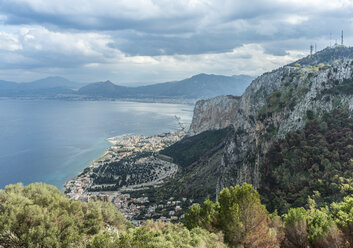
(0, 100, 193, 190)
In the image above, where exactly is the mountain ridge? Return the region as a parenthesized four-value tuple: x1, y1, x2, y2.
(77, 73, 254, 101)
(0, 73, 254, 102)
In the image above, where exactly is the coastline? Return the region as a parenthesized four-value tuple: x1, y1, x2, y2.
(0, 96, 196, 105)
(64, 128, 187, 224)
(0, 99, 194, 190)
(64, 129, 185, 195)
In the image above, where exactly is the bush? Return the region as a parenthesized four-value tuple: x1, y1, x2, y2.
(0, 183, 131, 248)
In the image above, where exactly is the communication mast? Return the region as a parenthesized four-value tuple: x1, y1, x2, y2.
(341, 30, 344, 45)
(310, 44, 313, 56)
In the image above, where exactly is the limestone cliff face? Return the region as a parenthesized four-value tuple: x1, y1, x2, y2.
(188, 95, 240, 136)
(183, 57, 353, 196)
(216, 59, 353, 195)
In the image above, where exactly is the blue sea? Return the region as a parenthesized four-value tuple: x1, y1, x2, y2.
(0, 100, 193, 190)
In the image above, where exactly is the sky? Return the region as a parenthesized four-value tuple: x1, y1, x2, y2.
(0, 0, 352, 84)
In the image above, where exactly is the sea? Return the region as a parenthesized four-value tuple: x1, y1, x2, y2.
(0, 100, 194, 190)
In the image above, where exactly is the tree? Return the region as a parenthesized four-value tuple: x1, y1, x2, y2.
(282, 207, 309, 248)
(186, 183, 280, 248)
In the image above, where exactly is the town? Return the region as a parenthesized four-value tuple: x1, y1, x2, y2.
(64, 129, 194, 225)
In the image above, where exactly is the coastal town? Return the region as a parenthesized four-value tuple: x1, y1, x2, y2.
(64, 128, 194, 225)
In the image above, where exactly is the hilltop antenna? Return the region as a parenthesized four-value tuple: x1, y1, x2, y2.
(341, 30, 344, 46)
(310, 44, 313, 57)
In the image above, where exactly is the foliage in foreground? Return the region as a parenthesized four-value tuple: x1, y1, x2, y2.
(89, 221, 226, 248)
(186, 183, 353, 248)
(0, 183, 131, 248)
(0, 183, 226, 248)
(2, 182, 353, 247)
(185, 183, 281, 248)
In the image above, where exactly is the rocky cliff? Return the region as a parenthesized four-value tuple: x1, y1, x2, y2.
(183, 47, 353, 197)
(188, 95, 240, 136)
(216, 57, 353, 195)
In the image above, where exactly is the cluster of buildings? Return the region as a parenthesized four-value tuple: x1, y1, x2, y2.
(107, 130, 185, 157)
(64, 129, 192, 225)
(66, 186, 193, 226)
(110, 193, 192, 225)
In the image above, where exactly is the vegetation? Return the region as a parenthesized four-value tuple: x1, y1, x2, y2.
(256, 82, 309, 121)
(3, 183, 353, 247)
(185, 183, 280, 248)
(186, 183, 353, 248)
(261, 108, 353, 214)
(322, 77, 353, 96)
(160, 127, 232, 168)
(0, 183, 227, 248)
(0, 183, 131, 248)
(114, 221, 226, 248)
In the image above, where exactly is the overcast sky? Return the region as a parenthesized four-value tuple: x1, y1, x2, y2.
(0, 0, 352, 84)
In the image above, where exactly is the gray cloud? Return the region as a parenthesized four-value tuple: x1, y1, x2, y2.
(0, 0, 352, 82)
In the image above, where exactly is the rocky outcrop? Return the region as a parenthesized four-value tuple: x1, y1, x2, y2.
(188, 95, 240, 136)
(216, 58, 353, 195)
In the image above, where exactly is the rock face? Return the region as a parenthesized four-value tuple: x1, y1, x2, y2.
(188, 95, 240, 136)
(216, 58, 353, 195)
(185, 48, 353, 198)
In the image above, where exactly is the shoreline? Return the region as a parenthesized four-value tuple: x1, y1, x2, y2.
(0, 96, 196, 105)
(64, 128, 187, 224)
(64, 128, 185, 194)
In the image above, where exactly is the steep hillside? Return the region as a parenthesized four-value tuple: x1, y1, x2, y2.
(260, 108, 353, 214)
(217, 57, 353, 195)
(159, 47, 353, 206)
(155, 127, 234, 203)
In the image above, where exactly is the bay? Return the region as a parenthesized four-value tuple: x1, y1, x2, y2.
(0, 100, 193, 190)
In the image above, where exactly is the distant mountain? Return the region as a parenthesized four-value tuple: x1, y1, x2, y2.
(0, 74, 254, 101)
(78, 74, 254, 101)
(78, 80, 130, 98)
(21, 76, 83, 90)
(0, 77, 84, 97)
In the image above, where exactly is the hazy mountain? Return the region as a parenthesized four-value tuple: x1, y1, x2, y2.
(0, 74, 253, 101)
(78, 74, 254, 100)
(21, 76, 83, 90)
(77, 80, 130, 98)
(0, 76, 90, 97)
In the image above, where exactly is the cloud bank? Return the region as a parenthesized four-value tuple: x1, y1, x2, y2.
(0, 0, 352, 83)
